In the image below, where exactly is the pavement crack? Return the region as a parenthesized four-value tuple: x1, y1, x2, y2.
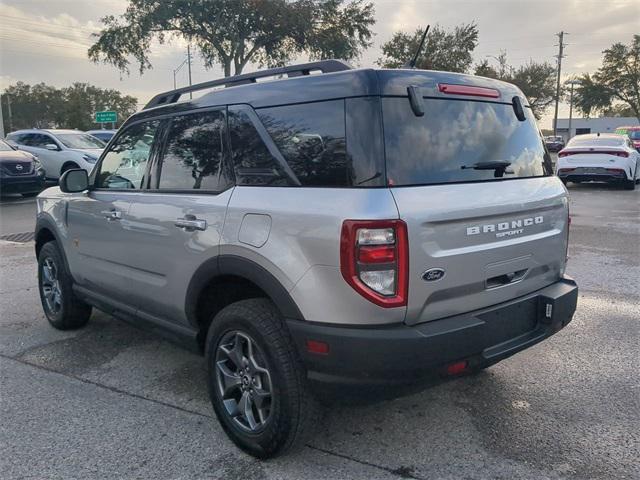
(0, 353, 213, 420)
(305, 445, 425, 479)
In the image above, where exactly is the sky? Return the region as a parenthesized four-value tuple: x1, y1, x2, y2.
(0, 0, 638, 129)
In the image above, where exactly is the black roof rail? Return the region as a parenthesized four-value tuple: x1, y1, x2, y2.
(144, 59, 352, 110)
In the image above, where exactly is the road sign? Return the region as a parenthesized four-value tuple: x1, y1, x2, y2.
(95, 111, 117, 123)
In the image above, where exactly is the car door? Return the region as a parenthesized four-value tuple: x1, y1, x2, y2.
(65, 119, 162, 307)
(125, 108, 233, 326)
(17, 133, 63, 179)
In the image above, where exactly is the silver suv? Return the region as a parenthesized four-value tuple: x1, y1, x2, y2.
(34, 61, 578, 459)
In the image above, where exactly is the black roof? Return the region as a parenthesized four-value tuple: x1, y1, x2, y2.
(130, 60, 527, 125)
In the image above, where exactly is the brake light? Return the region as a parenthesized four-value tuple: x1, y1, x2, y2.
(340, 220, 408, 308)
(559, 150, 629, 157)
(438, 83, 500, 98)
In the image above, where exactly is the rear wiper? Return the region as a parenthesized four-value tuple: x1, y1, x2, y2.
(461, 161, 512, 170)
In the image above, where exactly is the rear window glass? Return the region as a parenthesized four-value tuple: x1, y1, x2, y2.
(567, 136, 625, 147)
(383, 98, 551, 186)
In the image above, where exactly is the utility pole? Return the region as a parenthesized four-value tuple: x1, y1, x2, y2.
(0, 94, 5, 138)
(553, 31, 567, 137)
(567, 79, 580, 141)
(187, 44, 193, 99)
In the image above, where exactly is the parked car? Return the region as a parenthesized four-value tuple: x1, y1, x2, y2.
(6, 129, 105, 180)
(0, 138, 46, 196)
(86, 129, 118, 143)
(545, 135, 565, 152)
(557, 133, 639, 189)
(35, 60, 578, 458)
(614, 126, 640, 151)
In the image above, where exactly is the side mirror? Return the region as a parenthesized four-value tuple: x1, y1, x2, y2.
(59, 169, 89, 193)
(45, 143, 59, 151)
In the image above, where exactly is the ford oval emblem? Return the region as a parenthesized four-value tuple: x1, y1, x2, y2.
(422, 268, 445, 282)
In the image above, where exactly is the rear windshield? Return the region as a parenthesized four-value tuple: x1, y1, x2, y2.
(567, 136, 624, 147)
(383, 98, 551, 186)
(627, 131, 640, 140)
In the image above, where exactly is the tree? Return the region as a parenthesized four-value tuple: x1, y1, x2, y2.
(1, 82, 137, 132)
(88, 0, 375, 77)
(474, 54, 556, 119)
(571, 35, 640, 120)
(377, 23, 478, 73)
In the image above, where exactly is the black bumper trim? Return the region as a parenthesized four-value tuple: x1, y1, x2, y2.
(287, 277, 578, 388)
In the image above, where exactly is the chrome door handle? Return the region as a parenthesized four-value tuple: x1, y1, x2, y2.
(102, 210, 122, 221)
(175, 215, 207, 232)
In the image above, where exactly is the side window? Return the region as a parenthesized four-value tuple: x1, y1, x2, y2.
(21, 134, 51, 148)
(97, 120, 160, 189)
(256, 100, 351, 186)
(228, 108, 292, 186)
(158, 110, 229, 191)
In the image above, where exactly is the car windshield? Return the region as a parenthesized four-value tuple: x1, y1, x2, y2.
(628, 130, 640, 140)
(0, 139, 14, 151)
(568, 136, 625, 147)
(547, 136, 562, 142)
(55, 133, 105, 149)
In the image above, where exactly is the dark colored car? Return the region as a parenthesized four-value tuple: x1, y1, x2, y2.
(615, 126, 640, 151)
(545, 135, 565, 152)
(0, 139, 46, 196)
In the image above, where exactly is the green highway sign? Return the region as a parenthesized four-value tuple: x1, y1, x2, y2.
(95, 111, 117, 123)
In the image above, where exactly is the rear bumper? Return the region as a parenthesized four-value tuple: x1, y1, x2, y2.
(287, 276, 578, 389)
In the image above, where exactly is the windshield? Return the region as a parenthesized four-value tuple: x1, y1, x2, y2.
(568, 136, 625, 147)
(55, 133, 105, 149)
(546, 136, 563, 142)
(0, 139, 14, 151)
(628, 131, 640, 140)
(383, 97, 551, 186)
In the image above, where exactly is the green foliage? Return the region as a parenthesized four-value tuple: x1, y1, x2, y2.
(1, 82, 138, 132)
(572, 35, 639, 120)
(474, 54, 556, 120)
(88, 0, 375, 77)
(377, 23, 478, 73)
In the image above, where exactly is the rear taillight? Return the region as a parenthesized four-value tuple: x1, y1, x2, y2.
(559, 150, 628, 157)
(340, 220, 408, 308)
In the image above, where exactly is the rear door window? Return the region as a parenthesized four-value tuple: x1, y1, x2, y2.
(228, 108, 293, 186)
(383, 98, 551, 186)
(158, 110, 230, 191)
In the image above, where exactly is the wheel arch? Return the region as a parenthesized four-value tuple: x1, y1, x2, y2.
(186, 255, 305, 350)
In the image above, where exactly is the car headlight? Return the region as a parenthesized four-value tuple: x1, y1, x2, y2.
(82, 154, 98, 164)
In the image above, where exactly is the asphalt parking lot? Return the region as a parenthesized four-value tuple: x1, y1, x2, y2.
(1, 181, 638, 480)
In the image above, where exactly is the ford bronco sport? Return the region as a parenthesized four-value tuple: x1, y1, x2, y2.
(35, 60, 578, 458)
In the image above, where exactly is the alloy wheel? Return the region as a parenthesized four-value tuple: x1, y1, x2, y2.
(41, 257, 62, 315)
(215, 330, 273, 432)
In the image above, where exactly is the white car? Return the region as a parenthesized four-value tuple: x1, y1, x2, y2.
(557, 133, 640, 190)
(6, 129, 105, 180)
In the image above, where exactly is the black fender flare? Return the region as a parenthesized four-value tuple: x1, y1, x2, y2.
(184, 254, 304, 329)
(34, 217, 70, 273)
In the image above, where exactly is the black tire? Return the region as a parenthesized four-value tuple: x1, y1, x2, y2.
(38, 241, 92, 330)
(60, 163, 79, 176)
(624, 179, 636, 190)
(205, 298, 319, 459)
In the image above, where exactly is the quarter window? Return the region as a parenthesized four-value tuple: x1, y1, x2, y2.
(158, 110, 228, 190)
(97, 120, 159, 189)
(256, 100, 351, 186)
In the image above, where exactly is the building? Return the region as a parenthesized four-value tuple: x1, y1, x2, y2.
(555, 117, 639, 142)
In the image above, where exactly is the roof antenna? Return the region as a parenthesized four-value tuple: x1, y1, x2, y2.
(404, 25, 430, 69)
